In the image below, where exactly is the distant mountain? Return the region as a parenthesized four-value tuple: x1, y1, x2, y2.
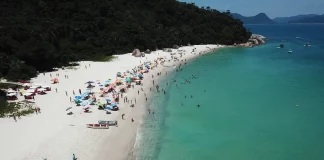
(231, 13, 276, 24)
(273, 14, 319, 23)
(289, 14, 324, 23)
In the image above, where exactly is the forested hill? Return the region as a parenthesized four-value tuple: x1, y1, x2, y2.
(0, 0, 251, 81)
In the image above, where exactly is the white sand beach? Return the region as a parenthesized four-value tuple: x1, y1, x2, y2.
(0, 45, 225, 160)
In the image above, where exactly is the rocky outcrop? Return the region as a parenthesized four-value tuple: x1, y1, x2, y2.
(238, 34, 266, 47)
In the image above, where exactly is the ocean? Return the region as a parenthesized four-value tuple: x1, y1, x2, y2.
(137, 24, 324, 160)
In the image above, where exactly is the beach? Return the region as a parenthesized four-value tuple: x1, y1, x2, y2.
(0, 45, 225, 160)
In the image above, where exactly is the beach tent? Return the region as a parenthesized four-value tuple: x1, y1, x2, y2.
(173, 44, 180, 49)
(144, 49, 151, 54)
(132, 49, 141, 57)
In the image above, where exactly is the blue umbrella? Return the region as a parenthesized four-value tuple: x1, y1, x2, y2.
(138, 74, 143, 78)
(105, 106, 111, 110)
(75, 96, 82, 99)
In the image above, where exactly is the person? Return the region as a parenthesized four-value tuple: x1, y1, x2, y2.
(35, 108, 38, 114)
(122, 114, 125, 120)
(65, 91, 68, 96)
(55, 88, 57, 93)
(79, 89, 81, 95)
(73, 90, 75, 95)
(72, 153, 76, 160)
(17, 112, 21, 119)
(70, 97, 72, 102)
(13, 114, 17, 122)
(146, 97, 148, 102)
(131, 118, 134, 122)
(197, 104, 200, 108)
(138, 90, 139, 95)
(38, 107, 41, 113)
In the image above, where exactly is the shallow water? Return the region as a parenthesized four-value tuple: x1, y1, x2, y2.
(137, 24, 324, 160)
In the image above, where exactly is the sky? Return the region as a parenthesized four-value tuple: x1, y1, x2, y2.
(178, 0, 324, 18)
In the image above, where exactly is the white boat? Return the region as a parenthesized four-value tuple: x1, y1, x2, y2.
(86, 124, 109, 129)
(304, 43, 311, 47)
(288, 50, 293, 53)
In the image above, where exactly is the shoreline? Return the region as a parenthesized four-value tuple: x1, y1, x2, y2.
(0, 45, 226, 160)
(96, 45, 228, 160)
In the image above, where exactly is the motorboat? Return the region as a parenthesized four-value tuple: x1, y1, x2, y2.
(86, 124, 109, 129)
(277, 44, 284, 48)
(98, 120, 118, 126)
(304, 42, 311, 47)
(288, 50, 293, 53)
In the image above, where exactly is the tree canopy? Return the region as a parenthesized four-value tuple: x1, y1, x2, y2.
(0, 0, 251, 81)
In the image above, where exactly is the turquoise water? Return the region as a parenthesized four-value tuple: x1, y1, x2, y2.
(137, 24, 324, 160)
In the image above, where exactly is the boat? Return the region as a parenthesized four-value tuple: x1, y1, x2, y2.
(288, 50, 293, 53)
(296, 37, 300, 39)
(277, 44, 284, 48)
(304, 42, 311, 47)
(98, 120, 118, 126)
(86, 124, 109, 129)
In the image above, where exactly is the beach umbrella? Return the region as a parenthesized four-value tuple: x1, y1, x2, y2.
(110, 103, 117, 107)
(26, 89, 35, 93)
(104, 106, 112, 110)
(6, 90, 17, 93)
(30, 86, 38, 89)
(42, 85, 50, 88)
(138, 74, 143, 78)
(66, 107, 72, 111)
(81, 91, 90, 97)
(34, 84, 42, 87)
(74, 99, 82, 103)
(6, 93, 16, 97)
(38, 88, 46, 92)
(75, 96, 82, 99)
(86, 85, 94, 88)
(23, 93, 32, 96)
(126, 77, 131, 83)
(81, 101, 88, 106)
(22, 83, 31, 87)
(85, 81, 94, 84)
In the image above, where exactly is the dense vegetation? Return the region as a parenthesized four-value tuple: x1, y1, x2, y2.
(0, 0, 251, 81)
